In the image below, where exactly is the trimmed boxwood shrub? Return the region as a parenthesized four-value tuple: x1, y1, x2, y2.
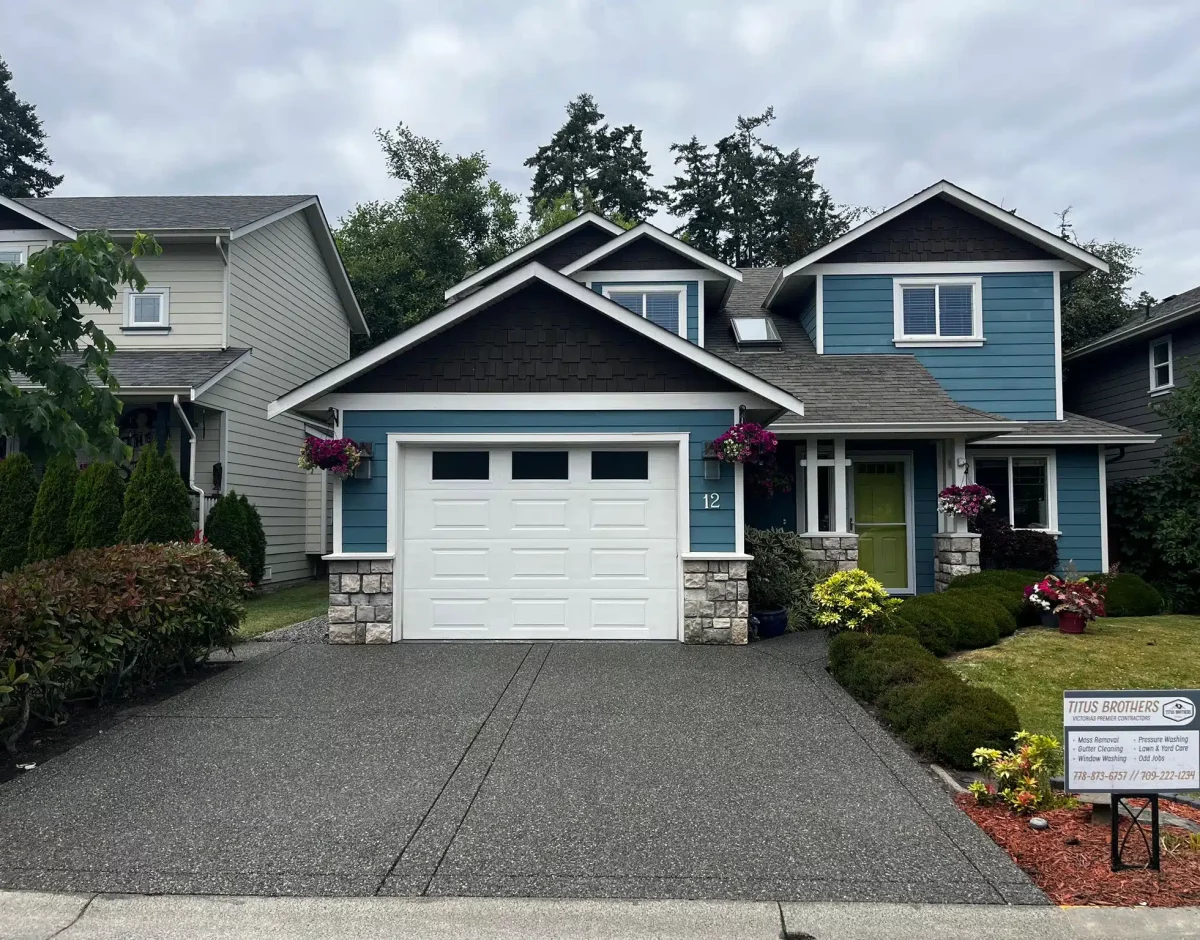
(119, 444, 194, 544)
(0, 453, 38, 573)
(889, 594, 956, 656)
(239, 495, 267, 586)
(27, 453, 80, 562)
(835, 634, 946, 702)
(0, 542, 247, 751)
(1100, 573, 1165, 618)
(947, 569, 1044, 595)
(70, 462, 125, 549)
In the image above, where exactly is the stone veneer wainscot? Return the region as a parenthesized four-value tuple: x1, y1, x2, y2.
(328, 559, 394, 644)
(933, 533, 982, 591)
(683, 558, 749, 645)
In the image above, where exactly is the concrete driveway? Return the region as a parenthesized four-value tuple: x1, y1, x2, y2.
(0, 633, 1041, 903)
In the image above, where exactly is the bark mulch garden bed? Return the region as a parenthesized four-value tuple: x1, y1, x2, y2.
(958, 793, 1200, 907)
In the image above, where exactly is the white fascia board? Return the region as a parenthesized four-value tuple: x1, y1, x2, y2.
(1064, 302, 1200, 360)
(268, 262, 802, 419)
(560, 222, 743, 281)
(973, 433, 1159, 445)
(769, 420, 1024, 435)
(444, 213, 623, 301)
(805, 260, 1085, 275)
(0, 195, 77, 239)
(312, 392, 778, 411)
(191, 349, 253, 399)
(228, 197, 316, 239)
(764, 180, 1109, 306)
(574, 268, 722, 283)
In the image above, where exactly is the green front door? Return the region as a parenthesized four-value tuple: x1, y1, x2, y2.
(854, 462, 909, 590)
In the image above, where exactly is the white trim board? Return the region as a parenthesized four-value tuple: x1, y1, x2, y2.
(1098, 444, 1110, 572)
(1053, 270, 1064, 420)
(312, 392, 777, 412)
(1149, 334, 1174, 393)
(892, 276, 984, 345)
(560, 222, 743, 281)
(805, 260, 1086, 275)
(268, 262, 804, 419)
(0, 195, 77, 239)
(576, 268, 723, 283)
(193, 349, 253, 399)
(973, 433, 1158, 445)
(769, 420, 1023, 435)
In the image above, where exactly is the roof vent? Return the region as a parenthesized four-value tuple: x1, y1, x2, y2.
(730, 316, 782, 349)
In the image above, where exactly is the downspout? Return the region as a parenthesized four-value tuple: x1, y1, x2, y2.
(173, 394, 207, 539)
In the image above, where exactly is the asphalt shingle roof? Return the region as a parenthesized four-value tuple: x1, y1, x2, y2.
(1068, 284, 1200, 357)
(988, 412, 1156, 440)
(16, 195, 311, 232)
(19, 349, 250, 391)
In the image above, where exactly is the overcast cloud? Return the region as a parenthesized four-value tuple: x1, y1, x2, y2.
(3, 1, 1198, 297)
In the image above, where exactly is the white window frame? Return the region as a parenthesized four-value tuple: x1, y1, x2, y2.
(1149, 335, 1173, 395)
(968, 450, 1058, 534)
(125, 287, 171, 330)
(601, 284, 687, 339)
(893, 276, 984, 347)
(0, 245, 26, 266)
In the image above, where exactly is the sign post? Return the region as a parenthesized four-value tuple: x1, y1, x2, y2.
(1063, 690, 1200, 871)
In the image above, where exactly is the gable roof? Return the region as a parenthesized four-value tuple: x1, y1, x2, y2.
(269, 262, 803, 419)
(763, 180, 1110, 307)
(16, 348, 251, 399)
(1064, 285, 1200, 361)
(444, 213, 623, 302)
(560, 222, 743, 281)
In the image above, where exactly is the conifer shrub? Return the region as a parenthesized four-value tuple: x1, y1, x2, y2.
(238, 494, 267, 585)
(69, 462, 125, 549)
(205, 491, 267, 586)
(0, 453, 38, 573)
(27, 453, 79, 562)
(118, 444, 193, 544)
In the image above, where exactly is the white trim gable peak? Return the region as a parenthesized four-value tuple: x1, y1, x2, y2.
(561, 222, 743, 281)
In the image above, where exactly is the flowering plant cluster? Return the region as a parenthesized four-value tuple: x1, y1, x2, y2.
(1024, 574, 1106, 621)
(710, 422, 778, 465)
(937, 484, 996, 518)
(812, 569, 901, 633)
(298, 436, 362, 477)
(749, 461, 793, 497)
(969, 732, 1064, 814)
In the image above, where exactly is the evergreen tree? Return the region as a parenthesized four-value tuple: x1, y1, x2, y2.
(525, 94, 666, 225)
(69, 460, 125, 549)
(1056, 208, 1149, 350)
(0, 452, 38, 572)
(0, 56, 63, 198)
(238, 494, 267, 585)
(118, 444, 193, 544)
(27, 452, 78, 562)
(205, 492, 250, 578)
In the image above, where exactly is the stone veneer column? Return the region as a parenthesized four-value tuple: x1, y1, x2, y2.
(796, 535, 860, 574)
(328, 559, 394, 644)
(933, 533, 982, 591)
(682, 559, 749, 645)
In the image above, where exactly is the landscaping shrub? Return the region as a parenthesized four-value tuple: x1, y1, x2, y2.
(239, 494, 267, 586)
(812, 568, 899, 633)
(834, 634, 944, 702)
(947, 569, 1044, 595)
(0, 453, 38, 573)
(970, 732, 1063, 813)
(745, 526, 818, 624)
(977, 514, 1058, 572)
(888, 594, 956, 656)
(69, 461, 125, 549)
(118, 444, 194, 544)
(27, 453, 79, 562)
(0, 542, 247, 751)
(205, 490, 268, 585)
(938, 594, 1003, 649)
(1099, 572, 1165, 618)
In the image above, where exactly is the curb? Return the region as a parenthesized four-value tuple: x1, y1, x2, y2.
(929, 763, 968, 794)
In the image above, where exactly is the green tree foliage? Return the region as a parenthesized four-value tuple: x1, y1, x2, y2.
(528, 190, 637, 239)
(0, 56, 63, 198)
(238, 493, 267, 585)
(204, 491, 266, 585)
(26, 452, 79, 562)
(1057, 209, 1150, 350)
(69, 460, 125, 549)
(0, 452, 37, 571)
(336, 125, 523, 350)
(118, 444, 193, 545)
(1, 231, 159, 460)
(525, 93, 666, 226)
(667, 108, 861, 267)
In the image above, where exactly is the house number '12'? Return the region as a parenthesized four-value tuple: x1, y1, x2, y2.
(703, 493, 721, 509)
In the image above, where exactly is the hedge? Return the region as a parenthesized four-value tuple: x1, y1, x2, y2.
(70, 461, 125, 549)
(0, 453, 38, 573)
(0, 542, 247, 752)
(1098, 573, 1164, 618)
(828, 632, 1019, 768)
(27, 453, 79, 562)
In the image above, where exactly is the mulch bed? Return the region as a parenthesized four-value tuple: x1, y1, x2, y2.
(958, 793, 1200, 906)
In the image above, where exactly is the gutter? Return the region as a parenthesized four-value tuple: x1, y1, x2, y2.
(172, 394, 208, 539)
(1064, 301, 1200, 361)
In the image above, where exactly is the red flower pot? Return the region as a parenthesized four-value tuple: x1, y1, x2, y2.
(1058, 611, 1086, 634)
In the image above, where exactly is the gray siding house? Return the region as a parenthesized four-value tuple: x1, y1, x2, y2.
(0, 194, 367, 585)
(1063, 287, 1198, 481)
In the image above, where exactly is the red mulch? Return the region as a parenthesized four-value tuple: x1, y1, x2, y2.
(957, 794, 1200, 907)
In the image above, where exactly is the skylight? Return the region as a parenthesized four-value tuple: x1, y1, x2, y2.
(731, 317, 782, 348)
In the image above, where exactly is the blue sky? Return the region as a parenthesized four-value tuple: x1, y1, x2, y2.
(4, 0, 1198, 298)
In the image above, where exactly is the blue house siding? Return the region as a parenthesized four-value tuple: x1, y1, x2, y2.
(1056, 445, 1104, 574)
(745, 440, 798, 533)
(799, 286, 817, 345)
(821, 273, 1057, 420)
(591, 281, 700, 345)
(340, 409, 737, 553)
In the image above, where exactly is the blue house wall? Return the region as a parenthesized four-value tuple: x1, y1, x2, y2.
(1056, 445, 1104, 573)
(590, 281, 700, 345)
(340, 409, 737, 552)
(821, 272, 1057, 420)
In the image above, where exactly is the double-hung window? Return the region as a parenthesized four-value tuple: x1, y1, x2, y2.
(602, 286, 685, 336)
(125, 287, 170, 330)
(970, 452, 1056, 531)
(1149, 336, 1173, 394)
(894, 277, 983, 346)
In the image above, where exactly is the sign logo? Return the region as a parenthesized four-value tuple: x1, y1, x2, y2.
(1163, 699, 1196, 723)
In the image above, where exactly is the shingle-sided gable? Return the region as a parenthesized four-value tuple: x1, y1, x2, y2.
(528, 222, 616, 271)
(583, 237, 704, 271)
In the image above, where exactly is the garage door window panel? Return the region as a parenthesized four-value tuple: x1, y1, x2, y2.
(512, 450, 569, 480)
(432, 450, 490, 480)
(591, 450, 649, 480)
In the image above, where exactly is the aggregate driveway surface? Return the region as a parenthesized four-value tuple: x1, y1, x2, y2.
(0, 633, 1042, 903)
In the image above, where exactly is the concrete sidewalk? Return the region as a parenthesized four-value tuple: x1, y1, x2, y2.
(5, 892, 1200, 940)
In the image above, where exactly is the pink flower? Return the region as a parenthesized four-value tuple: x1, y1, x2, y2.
(711, 423, 778, 465)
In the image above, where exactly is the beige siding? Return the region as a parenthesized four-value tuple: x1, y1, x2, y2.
(305, 469, 328, 554)
(0, 232, 54, 262)
(201, 209, 352, 584)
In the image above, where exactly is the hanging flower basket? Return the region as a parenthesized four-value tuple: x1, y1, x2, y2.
(937, 483, 996, 518)
(299, 436, 362, 478)
(748, 457, 793, 496)
(709, 422, 778, 465)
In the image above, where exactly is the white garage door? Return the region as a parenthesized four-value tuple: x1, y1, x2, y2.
(401, 445, 678, 640)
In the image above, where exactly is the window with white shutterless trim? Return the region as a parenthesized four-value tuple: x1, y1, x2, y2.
(601, 285, 686, 336)
(969, 451, 1057, 532)
(0, 247, 25, 266)
(1149, 336, 1173, 394)
(893, 277, 983, 346)
(125, 287, 170, 329)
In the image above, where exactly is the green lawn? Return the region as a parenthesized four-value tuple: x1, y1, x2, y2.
(948, 615, 1200, 739)
(239, 579, 329, 639)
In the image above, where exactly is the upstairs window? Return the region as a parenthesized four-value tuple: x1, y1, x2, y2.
(0, 248, 24, 266)
(1150, 336, 1173, 394)
(125, 288, 170, 330)
(603, 286, 684, 336)
(893, 277, 982, 345)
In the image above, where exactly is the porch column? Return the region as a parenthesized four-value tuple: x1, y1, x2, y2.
(934, 435, 981, 590)
(797, 436, 858, 574)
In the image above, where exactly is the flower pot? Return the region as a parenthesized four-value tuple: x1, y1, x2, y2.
(1058, 610, 1086, 634)
(1040, 611, 1059, 629)
(750, 607, 789, 640)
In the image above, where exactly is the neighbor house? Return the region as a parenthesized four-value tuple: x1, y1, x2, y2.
(1064, 286, 1197, 481)
(0, 194, 367, 585)
(268, 180, 1154, 645)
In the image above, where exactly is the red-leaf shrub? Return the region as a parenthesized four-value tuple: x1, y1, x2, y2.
(0, 542, 247, 751)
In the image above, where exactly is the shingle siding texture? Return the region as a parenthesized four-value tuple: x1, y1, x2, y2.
(588, 238, 701, 271)
(530, 224, 615, 271)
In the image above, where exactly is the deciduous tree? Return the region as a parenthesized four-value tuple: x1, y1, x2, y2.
(1057, 209, 1150, 350)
